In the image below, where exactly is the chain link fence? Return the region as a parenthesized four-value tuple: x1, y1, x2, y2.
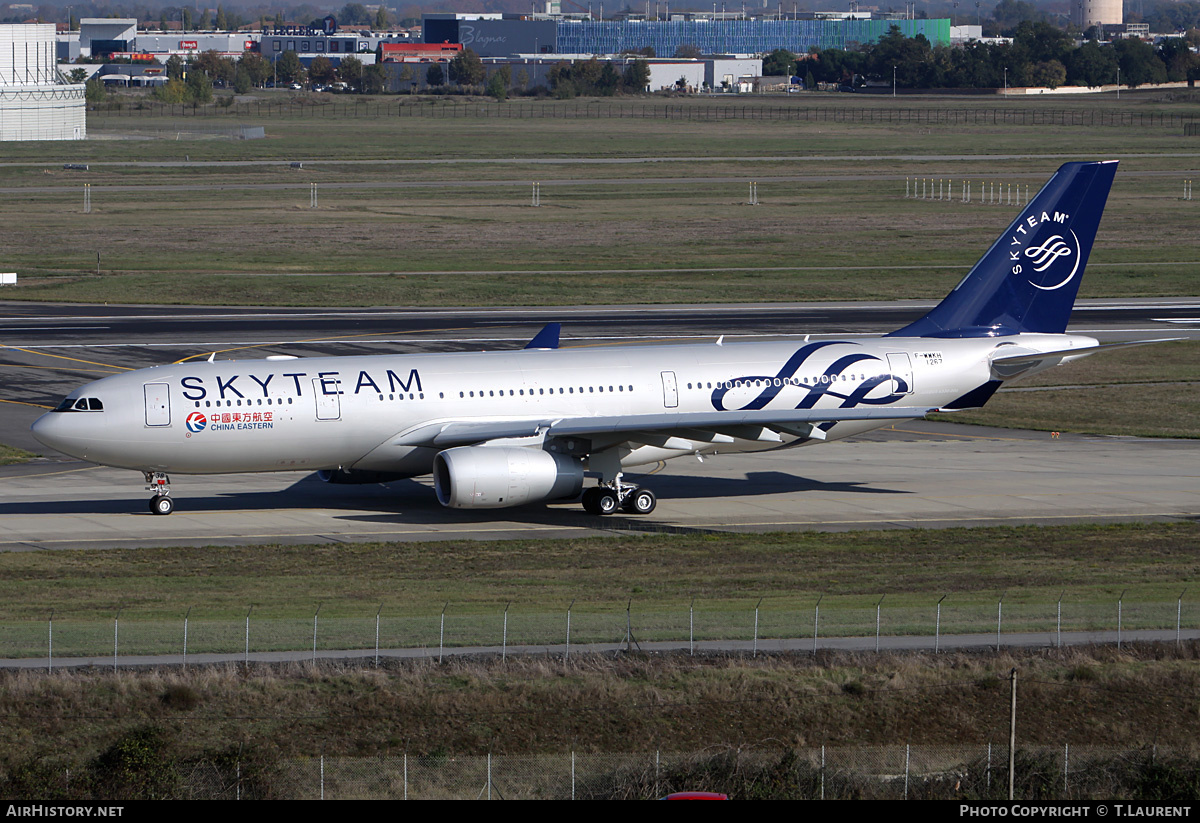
(165, 745, 1200, 799)
(2, 593, 1194, 666)
(85, 100, 1200, 129)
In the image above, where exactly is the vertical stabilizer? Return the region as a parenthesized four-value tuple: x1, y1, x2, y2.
(888, 161, 1118, 338)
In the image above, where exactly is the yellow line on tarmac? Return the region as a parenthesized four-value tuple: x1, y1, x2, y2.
(0, 398, 53, 410)
(0, 345, 132, 372)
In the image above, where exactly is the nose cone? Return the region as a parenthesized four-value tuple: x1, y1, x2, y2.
(31, 412, 88, 460)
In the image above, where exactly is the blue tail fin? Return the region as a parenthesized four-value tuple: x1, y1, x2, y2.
(888, 160, 1118, 338)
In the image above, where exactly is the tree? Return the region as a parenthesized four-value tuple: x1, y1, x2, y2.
(238, 52, 270, 87)
(622, 58, 650, 92)
(486, 71, 508, 100)
(374, 6, 389, 29)
(309, 56, 336, 85)
(186, 70, 214, 103)
(339, 55, 364, 90)
(763, 48, 796, 76)
(233, 69, 252, 94)
(1114, 36, 1168, 87)
(398, 64, 415, 92)
(215, 5, 228, 30)
(275, 51, 304, 85)
(84, 77, 108, 102)
(1028, 59, 1067, 88)
(1066, 40, 1118, 87)
(425, 62, 444, 87)
(674, 43, 702, 58)
(67, 67, 88, 83)
(448, 48, 484, 86)
(165, 54, 184, 80)
(362, 63, 387, 93)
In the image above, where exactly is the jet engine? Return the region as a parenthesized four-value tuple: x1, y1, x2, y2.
(433, 446, 584, 509)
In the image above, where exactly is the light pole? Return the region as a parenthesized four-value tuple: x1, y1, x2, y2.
(893, 65, 896, 97)
(1116, 66, 1120, 99)
(1003, 65, 1007, 94)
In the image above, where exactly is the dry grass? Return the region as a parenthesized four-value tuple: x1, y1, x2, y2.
(1, 645, 1198, 765)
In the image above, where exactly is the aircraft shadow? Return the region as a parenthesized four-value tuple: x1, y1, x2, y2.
(0, 471, 905, 519)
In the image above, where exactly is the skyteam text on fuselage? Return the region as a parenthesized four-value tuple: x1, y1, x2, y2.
(31, 161, 1158, 517)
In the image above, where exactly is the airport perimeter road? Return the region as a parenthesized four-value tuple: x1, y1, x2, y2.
(3, 629, 1198, 671)
(0, 420, 1196, 550)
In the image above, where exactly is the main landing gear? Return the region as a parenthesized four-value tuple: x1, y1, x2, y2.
(581, 476, 657, 516)
(145, 471, 174, 516)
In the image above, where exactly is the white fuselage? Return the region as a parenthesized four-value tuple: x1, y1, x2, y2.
(31, 332, 1095, 477)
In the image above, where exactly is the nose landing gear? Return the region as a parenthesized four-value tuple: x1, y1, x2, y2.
(145, 471, 174, 515)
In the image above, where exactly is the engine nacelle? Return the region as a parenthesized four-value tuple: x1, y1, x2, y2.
(433, 446, 584, 509)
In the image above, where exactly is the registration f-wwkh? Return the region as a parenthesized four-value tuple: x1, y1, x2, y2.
(32, 161, 1160, 517)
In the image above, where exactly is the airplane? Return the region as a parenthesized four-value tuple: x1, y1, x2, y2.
(30, 160, 1158, 517)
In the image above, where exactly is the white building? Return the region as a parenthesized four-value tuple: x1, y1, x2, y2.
(1, 23, 86, 141)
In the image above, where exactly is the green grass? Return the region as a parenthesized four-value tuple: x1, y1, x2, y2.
(931, 340, 1200, 438)
(0, 443, 35, 465)
(1, 93, 1199, 305)
(0, 523, 1196, 657)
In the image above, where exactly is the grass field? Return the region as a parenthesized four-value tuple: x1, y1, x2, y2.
(1, 92, 1199, 305)
(0, 522, 1195, 634)
(1, 522, 1199, 768)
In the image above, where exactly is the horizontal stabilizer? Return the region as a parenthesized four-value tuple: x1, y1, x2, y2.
(989, 338, 1182, 379)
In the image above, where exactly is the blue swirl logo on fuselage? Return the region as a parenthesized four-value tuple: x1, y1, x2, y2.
(710, 342, 908, 417)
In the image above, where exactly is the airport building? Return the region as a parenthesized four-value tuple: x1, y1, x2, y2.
(422, 13, 952, 57)
(1, 23, 86, 141)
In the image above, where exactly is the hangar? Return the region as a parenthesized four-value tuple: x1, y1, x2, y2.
(0, 23, 86, 141)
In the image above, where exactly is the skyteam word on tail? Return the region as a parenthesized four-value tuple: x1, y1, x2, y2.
(31, 161, 1159, 517)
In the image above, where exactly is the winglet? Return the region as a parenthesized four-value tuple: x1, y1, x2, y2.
(524, 323, 561, 350)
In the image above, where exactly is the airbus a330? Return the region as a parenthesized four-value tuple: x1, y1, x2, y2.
(32, 160, 1157, 516)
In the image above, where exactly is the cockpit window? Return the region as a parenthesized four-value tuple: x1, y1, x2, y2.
(53, 396, 103, 412)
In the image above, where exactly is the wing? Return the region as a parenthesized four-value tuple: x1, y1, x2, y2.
(386, 405, 936, 450)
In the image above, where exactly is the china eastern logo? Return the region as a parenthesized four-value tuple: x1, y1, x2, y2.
(1009, 210, 1080, 291)
(185, 412, 207, 433)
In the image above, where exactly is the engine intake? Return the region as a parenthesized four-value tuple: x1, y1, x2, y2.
(433, 446, 584, 509)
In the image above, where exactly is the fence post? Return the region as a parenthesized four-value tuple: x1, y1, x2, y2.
(502, 602, 510, 662)
(935, 594, 947, 653)
(813, 594, 823, 655)
(1118, 589, 1126, 649)
(997, 592, 1005, 651)
(753, 597, 762, 657)
(565, 599, 574, 664)
(113, 607, 122, 673)
(312, 603, 322, 664)
(439, 602, 448, 664)
(1057, 591, 1065, 648)
(1178, 589, 1187, 647)
(375, 603, 382, 667)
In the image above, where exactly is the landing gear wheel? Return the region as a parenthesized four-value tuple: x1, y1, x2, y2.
(150, 495, 174, 516)
(582, 487, 620, 515)
(594, 488, 619, 515)
(623, 488, 657, 515)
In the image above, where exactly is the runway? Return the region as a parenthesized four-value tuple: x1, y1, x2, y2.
(1, 298, 1197, 550)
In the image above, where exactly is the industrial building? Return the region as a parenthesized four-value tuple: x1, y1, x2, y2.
(422, 13, 952, 58)
(1, 23, 85, 141)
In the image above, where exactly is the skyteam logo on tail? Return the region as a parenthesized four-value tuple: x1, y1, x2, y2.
(1010, 210, 1081, 292)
